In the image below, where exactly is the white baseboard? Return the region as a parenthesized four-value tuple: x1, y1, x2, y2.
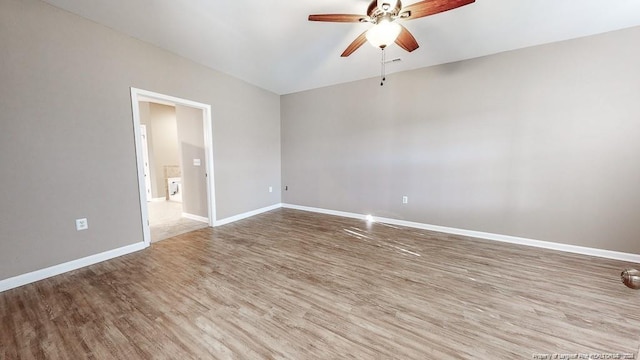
(283, 203, 367, 221)
(214, 203, 282, 226)
(182, 212, 210, 223)
(282, 203, 640, 264)
(149, 197, 166, 202)
(0, 242, 147, 293)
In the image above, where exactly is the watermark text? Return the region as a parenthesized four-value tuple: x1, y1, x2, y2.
(532, 354, 635, 360)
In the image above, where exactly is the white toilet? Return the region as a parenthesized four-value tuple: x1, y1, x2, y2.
(167, 177, 182, 202)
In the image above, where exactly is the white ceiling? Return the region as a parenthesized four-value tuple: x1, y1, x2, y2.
(42, 0, 640, 95)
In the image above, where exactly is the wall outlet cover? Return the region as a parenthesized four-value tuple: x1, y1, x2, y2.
(76, 218, 88, 231)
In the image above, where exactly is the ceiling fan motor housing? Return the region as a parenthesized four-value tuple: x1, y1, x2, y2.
(368, 0, 403, 20)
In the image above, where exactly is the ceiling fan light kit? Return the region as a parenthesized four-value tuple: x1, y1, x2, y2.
(366, 18, 402, 49)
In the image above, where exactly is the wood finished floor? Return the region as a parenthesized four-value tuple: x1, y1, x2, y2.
(1, 209, 639, 359)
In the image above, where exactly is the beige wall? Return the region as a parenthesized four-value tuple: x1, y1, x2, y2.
(0, 0, 281, 280)
(176, 105, 208, 218)
(282, 26, 640, 254)
(147, 103, 180, 199)
(138, 102, 158, 199)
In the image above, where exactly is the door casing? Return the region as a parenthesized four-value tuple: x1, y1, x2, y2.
(130, 87, 215, 246)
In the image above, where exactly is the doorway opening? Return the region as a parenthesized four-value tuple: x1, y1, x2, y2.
(131, 88, 215, 246)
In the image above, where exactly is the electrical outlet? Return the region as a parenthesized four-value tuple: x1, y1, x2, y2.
(76, 218, 88, 231)
(402, 196, 408, 204)
(269, 186, 273, 193)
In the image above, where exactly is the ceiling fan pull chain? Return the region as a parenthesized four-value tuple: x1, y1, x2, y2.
(380, 48, 386, 86)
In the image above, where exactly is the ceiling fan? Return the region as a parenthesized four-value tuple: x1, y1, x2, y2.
(309, 0, 475, 57)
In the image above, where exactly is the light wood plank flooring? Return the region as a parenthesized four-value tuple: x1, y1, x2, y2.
(1, 209, 639, 359)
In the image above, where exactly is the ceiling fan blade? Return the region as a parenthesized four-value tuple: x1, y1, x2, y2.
(395, 25, 419, 52)
(341, 31, 368, 57)
(308, 14, 366, 22)
(402, 0, 474, 20)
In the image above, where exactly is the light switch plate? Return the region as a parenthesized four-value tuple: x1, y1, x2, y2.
(193, 159, 201, 166)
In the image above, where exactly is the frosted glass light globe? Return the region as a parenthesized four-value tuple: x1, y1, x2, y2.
(366, 19, 401, 48)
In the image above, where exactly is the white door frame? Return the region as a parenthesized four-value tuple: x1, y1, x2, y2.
(139, 124, 152, 202)
(130, 87, 216, 247)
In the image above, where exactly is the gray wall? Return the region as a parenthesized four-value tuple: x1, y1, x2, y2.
(0, 0, 281, 281)
(147, 103, 179, 199)
(176, 105, 208, 218)
(138, 102, 158, 199)
(282, 26, 640, 254)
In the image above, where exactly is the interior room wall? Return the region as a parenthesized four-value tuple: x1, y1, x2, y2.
(137, 101, 158, 199)
(148, 103, 179, 199)
(176, 105, 208, 218)
(0, 0, 281, 281)
(281, 26, 640, 255)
